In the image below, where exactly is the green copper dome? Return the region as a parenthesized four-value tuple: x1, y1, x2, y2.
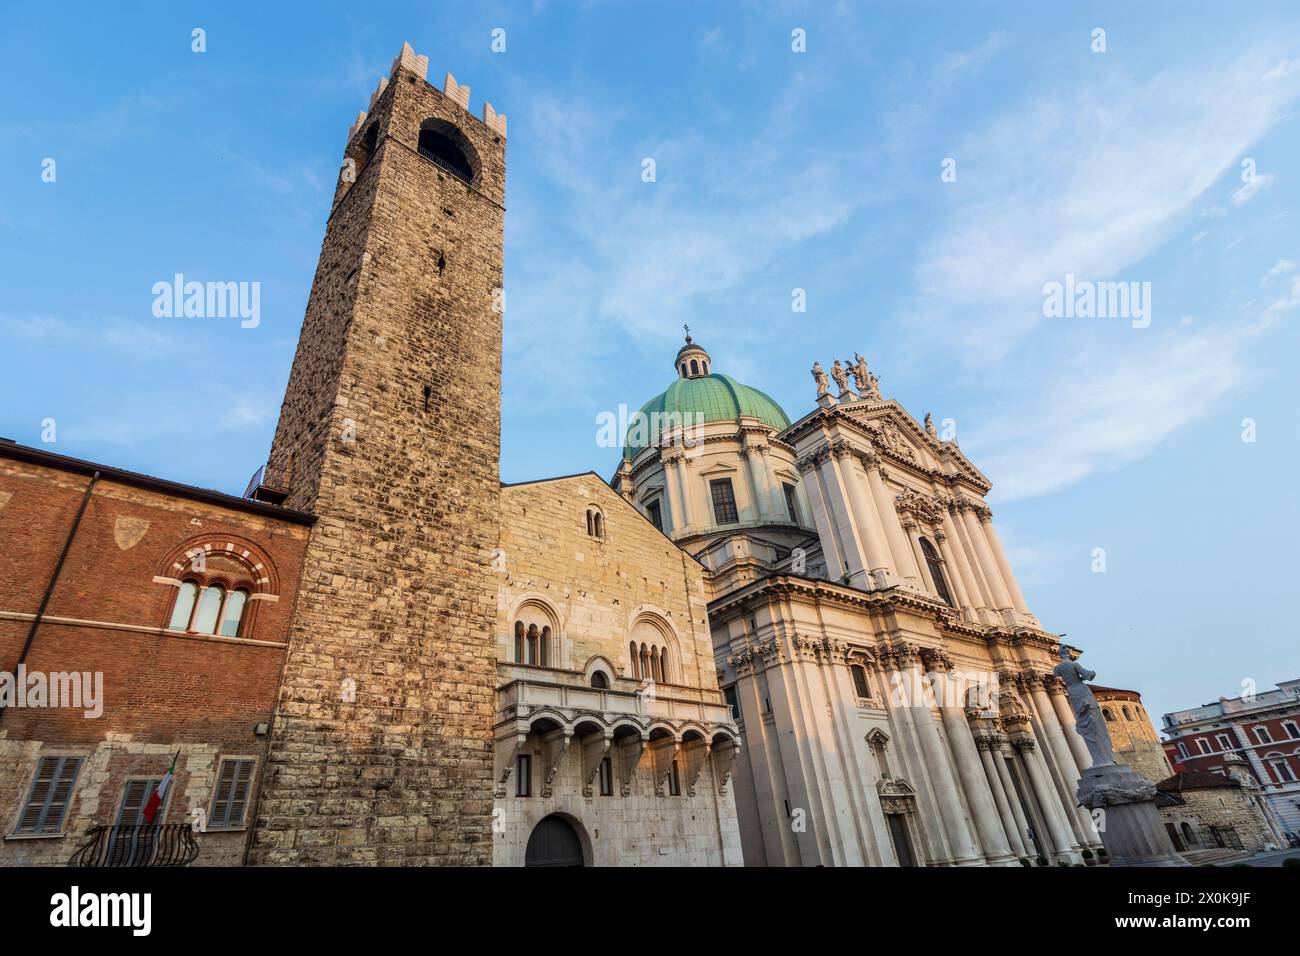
(623, 373, 791, 460)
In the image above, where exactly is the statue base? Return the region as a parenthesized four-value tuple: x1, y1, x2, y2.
(816, 393, 838, 409)
(1077, 762, 1187, 867)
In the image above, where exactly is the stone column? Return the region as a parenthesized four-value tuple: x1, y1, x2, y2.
(960, 501, 1012, 611)
(994, 741, 1035, 856)
(946, 504, 994, 613)
(820, 642, 892, 866)
(980, 510, 1032, 617)
(1024, 672, 1099, 846)
(1011, 732, 1076, 860)
(836, 445, 892, 580)
(975, 732, 1027, 858)
(661, 451, 685, 534)
(925, 654, 1015, 864)
(816, 447, 868, 585)
(890, 646, 981, 864)
(934, 529, 973, 610)
(676, 454, 696, 529)
(875, 656, 952, 864)
(798, 457, 848, 581)
(743, 441, 773, 522)
(938, 510, 983, 613)
(741, 449, 763, 523)
(864, 455, 922, 586)
(1045, 677, 1092, 776)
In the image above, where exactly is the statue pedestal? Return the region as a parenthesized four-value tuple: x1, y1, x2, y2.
(1077, 762, 1187, 867)
(816, 393, 838, 409)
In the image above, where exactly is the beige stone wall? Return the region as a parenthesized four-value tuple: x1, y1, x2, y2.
(493, 748, 740, 866)
(1095, 690, 1172, 785)
(497, 475, 713, 687)
(1161, 786, 1275, 854)
(251, 54, 505, 865)
(492, 474, 742, 865)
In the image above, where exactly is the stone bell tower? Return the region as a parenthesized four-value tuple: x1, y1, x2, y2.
(251, 44, 507, 865)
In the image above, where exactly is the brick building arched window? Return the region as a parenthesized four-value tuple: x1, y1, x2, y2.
(160, 536, 277, 639)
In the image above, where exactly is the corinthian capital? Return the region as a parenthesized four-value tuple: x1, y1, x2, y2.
(830, 438, 855, 459)
(919, 647, 953, 672)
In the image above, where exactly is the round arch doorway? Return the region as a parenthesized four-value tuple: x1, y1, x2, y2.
(524, 814, 586, 867)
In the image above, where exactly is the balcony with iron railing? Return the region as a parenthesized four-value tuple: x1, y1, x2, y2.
(68, 824, 200, 867)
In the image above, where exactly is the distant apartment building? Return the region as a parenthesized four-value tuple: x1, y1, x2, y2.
(1162, 679, 1300, 836)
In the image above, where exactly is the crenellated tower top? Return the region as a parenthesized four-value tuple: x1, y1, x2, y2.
(346, 42, 506, 145)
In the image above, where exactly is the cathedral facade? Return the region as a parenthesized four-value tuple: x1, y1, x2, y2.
(1, 44, 1099, 867)
(613, 339, 1103, 866)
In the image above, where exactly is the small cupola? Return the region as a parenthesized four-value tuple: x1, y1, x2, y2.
(675, 325, 712, 379)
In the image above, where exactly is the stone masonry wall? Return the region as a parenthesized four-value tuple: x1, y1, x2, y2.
(251, 60, 505, 865)
(497, 474, 714, 684)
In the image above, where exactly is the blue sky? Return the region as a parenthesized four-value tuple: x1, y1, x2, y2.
(2, 1, 1298, 724)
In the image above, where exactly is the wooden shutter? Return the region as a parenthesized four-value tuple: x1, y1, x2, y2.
(115, 779, 161, 825)
(210, 758, 255, 829)
(17, 756, 83, 834)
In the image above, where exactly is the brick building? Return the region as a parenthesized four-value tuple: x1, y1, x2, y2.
(0, 441, 312, 864)
(1161, 679, 1300, 838)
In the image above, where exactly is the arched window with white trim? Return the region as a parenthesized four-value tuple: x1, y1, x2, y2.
(164, 547, 260, 639)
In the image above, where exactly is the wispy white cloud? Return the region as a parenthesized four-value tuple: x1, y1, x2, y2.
(1262, 258, 1296, 282)
(504, 72, 874, 408)
(1231, 172, 1275, 205)
(897, 43, 1300, 501)
(1, 314, 179, 356)
(971, 328, 1246, 502)
(910, 46, 1300, 359)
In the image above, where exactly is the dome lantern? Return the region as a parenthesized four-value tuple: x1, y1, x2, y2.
(675, 325, 712, 379)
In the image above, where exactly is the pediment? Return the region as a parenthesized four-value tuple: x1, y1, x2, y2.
(698, 459, 740, 478)
(840, 402, 990, 491)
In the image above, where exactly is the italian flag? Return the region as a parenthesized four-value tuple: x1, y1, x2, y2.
(143, 751, 179, 824)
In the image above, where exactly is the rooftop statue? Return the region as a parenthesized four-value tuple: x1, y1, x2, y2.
(811, 361, 830, 397)
(831, 359, 851, 395)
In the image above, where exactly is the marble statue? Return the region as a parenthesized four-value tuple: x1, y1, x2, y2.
(924, 413, 938, 439)
(1053, 645, 1115, 768)
(1061, 644, 1187, 865)
(851, 353, 870, 390)
(811, 361, 829, 397)
(831, 359, 851, 395)
(852, 353, 881, 400)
